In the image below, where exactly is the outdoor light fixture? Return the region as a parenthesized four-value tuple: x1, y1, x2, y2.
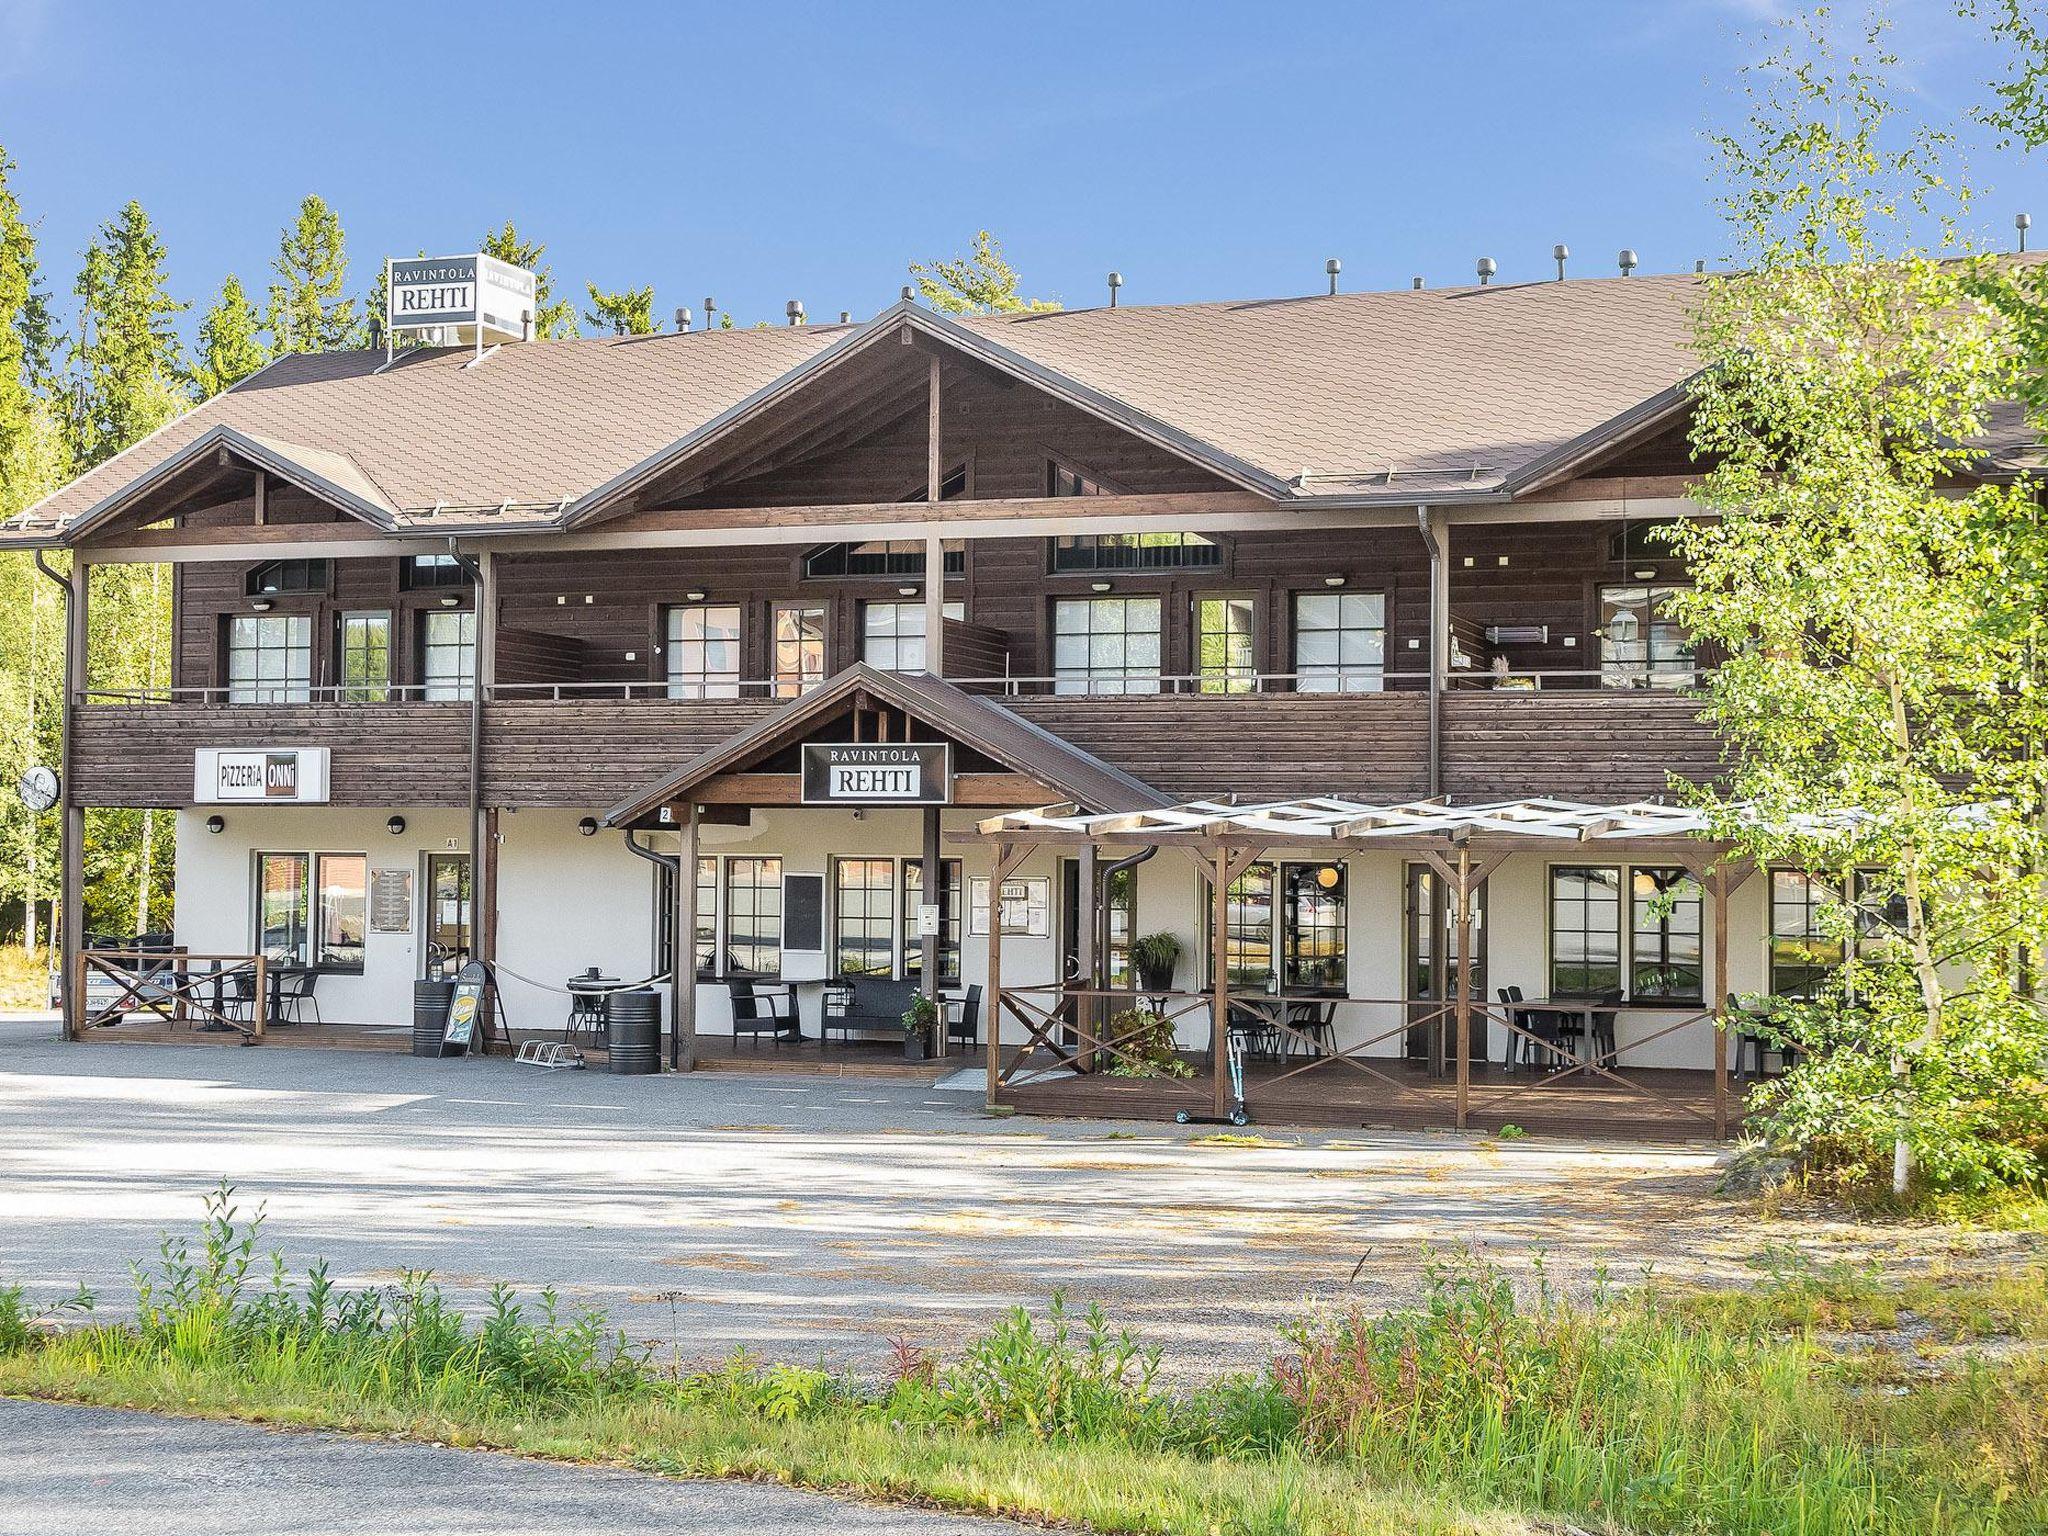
(205, 814, 225, 835)
(249, 599, 274, 612)
(1632, 567, 1658, 581)
(1090, 580, 1113, 593)
(897, 585, 918, 597)
(438, 594, 460, 607)
(1316, 865, 1341, 890)
(577, 816, 599, 837)
(685, 589, 706, 602)
(1323, 575, 1346, 587)
(386, 816, 406, 836)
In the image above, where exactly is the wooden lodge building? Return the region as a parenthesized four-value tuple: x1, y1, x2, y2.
(13, 266, 2034, 1136)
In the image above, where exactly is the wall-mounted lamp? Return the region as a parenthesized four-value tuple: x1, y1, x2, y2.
(624, 650, 637, 663)
(249, 599, 274, 613)
(386, 815, 407, 836)
(583, 594, 595, 604)
(1631, 567, 1658, 581)
(1323, 574, 1346, 587)
(897, 584, 918, 598)
(577, 816, 600, 837)
(685, 589, 707, 603)
(205, 814, 225, 835)
(1089, 580, 1113, 593)
(437, 593, 461, 608)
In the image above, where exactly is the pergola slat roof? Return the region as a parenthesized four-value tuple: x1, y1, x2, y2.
(975, 795, 1726, 851)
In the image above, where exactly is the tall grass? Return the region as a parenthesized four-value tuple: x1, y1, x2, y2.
(3, 1184, 2041, 1536)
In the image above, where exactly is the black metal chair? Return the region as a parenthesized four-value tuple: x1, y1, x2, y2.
(728, 978, 797, 1047)
(1499, 985, 1566, 1071)
(278, 969, 322, 1026)
(946, 984, 983, 1049)
(1587, 989, 1622, 1066)
(222, 969, 258, 1029)
(1283, 998, 1337, 1058)
(564, 968, 609, 1044)
(1730, 993, 1793, 1079)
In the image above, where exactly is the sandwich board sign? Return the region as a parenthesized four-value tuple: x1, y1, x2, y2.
(442, 960, 490, 1056)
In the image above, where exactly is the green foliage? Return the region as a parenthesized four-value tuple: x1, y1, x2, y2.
(910, 231, 1059, 315)
(192, 274, 267, 397)
(265, 194, 359, 354)
(583, 282, 656, 336)
(1102, 1006, 1194, 1078)
(481, 221, 576, 339)
(1677, 12, 2048, 1194)
(900, 992, 938, 1036)
(1129, 931, 1182, 988)
(69, 200, 189, 468)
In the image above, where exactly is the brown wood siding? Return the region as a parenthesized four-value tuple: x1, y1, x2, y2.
(1441, 693, 1724, 801)
(481, 699, 780, 807)
(71, 703, 473, 808)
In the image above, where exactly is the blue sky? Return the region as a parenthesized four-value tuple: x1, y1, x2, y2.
(0, 0, 2037, 338)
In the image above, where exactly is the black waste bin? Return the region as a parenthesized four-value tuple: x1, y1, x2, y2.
(413, 979, 456, 1057)
(607, 989, 660, 1075)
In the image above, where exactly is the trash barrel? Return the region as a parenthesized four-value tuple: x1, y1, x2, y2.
(413, 978, 456, 1057)
(607, 989, 661, 1075)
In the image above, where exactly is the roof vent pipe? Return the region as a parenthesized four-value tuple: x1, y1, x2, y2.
(1107, 270, 1123, 307)
(839, 310, 851, 324)
(703, 297, 717, 329)
(1694, 259, 1707, 275)
(2018, 212, 2033, 252)
(1412, 276, 1425, 290)
(1476, 257, 1497, 286)
(1324, 257, 1341, 295)
(900, 285, 915, 303)
(1618, 248, 1639, 277)
(1552, 243, 1569, 281)
(674, 306, 692, 332)
(785, 299, 805, 326)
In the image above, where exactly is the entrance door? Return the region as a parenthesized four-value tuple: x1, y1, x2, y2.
(423, 853, 472, 979)
(1403, 864, 1488, 1062)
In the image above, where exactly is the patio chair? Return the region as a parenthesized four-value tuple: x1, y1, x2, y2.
(1283, 998, 1337, 1058)
(278, 969, 322, 1026)
(1730, 993, 1792, 1079)
(564, 968, 608, 1044)
(222, 969, 258, 1029)
(1498, 986, 1566, 1071)
(946, 984, 983, 1050)
(1587, 989, 1622, 1066)
(728, 978, 796, 1047)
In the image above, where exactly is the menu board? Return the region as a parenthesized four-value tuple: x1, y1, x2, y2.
(370, 868, 413, 934)
(969, 876, 1050, 937)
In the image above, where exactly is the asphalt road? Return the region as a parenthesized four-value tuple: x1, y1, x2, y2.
(0, 1016, 1730, 1377)
(0, 1397, 1025, 1534)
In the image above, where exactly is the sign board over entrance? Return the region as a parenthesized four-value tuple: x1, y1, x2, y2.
(192, 747, 331, 804)
(387, 254, 536, 344)
(800, 743, 952, 806)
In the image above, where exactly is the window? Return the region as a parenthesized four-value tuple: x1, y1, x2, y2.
(1194, 596, 1257, 693)
(1770, 871, 1845, 999)
(1630, 867, 1702, 1002)
(315, 853, 367, 972)
(834, 858, 896, 977)
(773, 605, 827, 697)
(423, 853, 470, 977)
(1224, 863, 1275, 987)
(665, 603, 742, 699)
(861, 601, 964, 672)
(1049, 531, 1221, 572)
(897, 462, 970, 503)
(227, 614, 312, 703)
(256, 853, 309, 965)
(1405, 864, 1487, 1002)
(1294, 592, 1386, 693)
(724, 857, 782, 976)
(1599, 584, 1695, 689)
(695, 857, 718, 978)
(338, 612, 391, 702)
(903, 859, 963, 983)
(1052, 596, 1162, 695)
(1607, 519, 1682, 564)
(1281, 863, 1347, 991)
(1549, 866, 1623, 996)
(421, 610, 476, 700)
(803, 540, 965, 578)
(244, 559, 330, 596)
(400, 553, 469, 590)
(1048, 461, 1113, 498)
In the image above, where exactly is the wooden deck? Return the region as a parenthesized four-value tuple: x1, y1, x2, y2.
(999, 1054, 1739, 1142)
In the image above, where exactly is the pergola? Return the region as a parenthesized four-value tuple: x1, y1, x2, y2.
(968, 795, 1756, 1138)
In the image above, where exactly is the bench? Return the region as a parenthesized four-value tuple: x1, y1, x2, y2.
(821, 977, 921, 1046)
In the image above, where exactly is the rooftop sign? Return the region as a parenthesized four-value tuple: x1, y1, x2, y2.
(386, 254, 536, 349)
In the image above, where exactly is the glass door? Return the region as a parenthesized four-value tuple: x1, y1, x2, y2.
(1403, 864, 1488, 1062)
(423, 853, 471, 978)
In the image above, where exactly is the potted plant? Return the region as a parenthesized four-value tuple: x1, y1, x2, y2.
(901, 994, 938, 1061)
(1130, 932, 1182, 994)
(1102, 1006, 1194, 1079)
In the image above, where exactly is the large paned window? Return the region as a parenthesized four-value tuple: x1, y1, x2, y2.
(772, 605, 827, 697)
(1294, 592, 1386, 693)
(1629, 867, 1702, 1002)
(1770, 871, 1845, 999)
(256, 853, 310, 965)
(902, 859, 963, 983)
(1051, 597, 1162, 695)
(227, 615, 312, 703)
(803, 539, 965, 577)
(1548, 866, 1624, 996)
(834, 858, 896, 977)
(724, 857, 782, 976)
(1224, 863, 1275, 986)
(315, 853, 367, 972)
(1049, 531, 1221, 573)
(421, 610, 476, 700)
(665, 603, 743, 698)
(1194, 596, 1257, 693)
(244, 559, 330, 596)
(1599, 584, 1696, 689)
(1048, 462, 1113, 498)
(1280, 863, 1347, 991)
(338, 612, 391, 702)
(861, 601, 964, 673)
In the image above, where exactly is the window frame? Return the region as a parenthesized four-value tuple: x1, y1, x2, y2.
(902, 858, 964, 984)
(832, 857, 897, 979)
(313, 851, 368, 974)
(723, 856, 783, 977)
(664, 602, 744, 699)
(255, 852, 311, 966)
(771, 603, 829, 698)
(226, 613, 314, 704)
(243, 558, 332, 597)
(860, 599, 965, 673)
(1050, 595, 1164, 695)
(1546, 864, 1625, 998)
(337, 610, 392, 702)
(1541, 862, 1704, 1004)
(420, 608, 477, 701)
(399, 553, 471, 591)
(1192, 593, 1258, 694)
(1597, 582, 1697, 690)
(1293, 589, 1387, 694)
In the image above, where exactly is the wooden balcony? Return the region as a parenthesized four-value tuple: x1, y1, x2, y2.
(68, 686, 1723, 810)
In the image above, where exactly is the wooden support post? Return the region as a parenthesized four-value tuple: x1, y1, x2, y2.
(1712, 864, 1731, 1140)
(1453, 846, 1473, 1131)
(924, 355, 945, 677)
(922, 802, 944, 1057)
(673, 804, 699, 1072)
(252, 952, 267, 1040)
(1075, 840, 1097, 1069)
(59, 559, 87, 1042)
(478, 808, 500, 966)
(1421, 507, 1449, 798)
(984, 843, 1029, 1109)
(1211, 843, 1232, 1120)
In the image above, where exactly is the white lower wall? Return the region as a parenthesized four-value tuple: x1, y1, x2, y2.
(169, 811, 1773, 1069)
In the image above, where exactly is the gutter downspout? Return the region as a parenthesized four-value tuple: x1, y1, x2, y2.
(1416, 505, 1446, 797)
(623, 829, 683, 1068)
(1096, 846, 1156, 973)
(32, 552, 73, 1035)
(450, 539, 488, 967)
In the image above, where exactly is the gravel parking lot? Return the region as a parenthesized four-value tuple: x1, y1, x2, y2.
(0, 1017, 1750, 1377)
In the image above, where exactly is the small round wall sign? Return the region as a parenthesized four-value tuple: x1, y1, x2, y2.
(16, 765, 59, 813)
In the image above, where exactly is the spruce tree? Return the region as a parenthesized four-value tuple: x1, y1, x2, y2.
(194, 274, 267, 396)
(482, 221, 576, 339)
(69, 200, 189, 469)
(265, 194, 358, 354)
(583, 283, 656, 336)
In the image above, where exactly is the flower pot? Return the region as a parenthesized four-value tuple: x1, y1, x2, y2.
(1136, 962, 1175, 995)
(902, 1030, 929, 1062)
